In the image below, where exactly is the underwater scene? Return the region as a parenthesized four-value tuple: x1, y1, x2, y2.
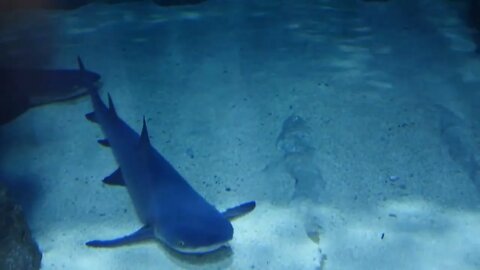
(0, 0, 480, 269)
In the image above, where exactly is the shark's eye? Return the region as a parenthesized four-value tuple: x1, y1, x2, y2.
(177, 240, 185, 247)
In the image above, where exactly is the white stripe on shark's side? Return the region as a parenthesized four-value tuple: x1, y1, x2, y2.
(173, 242, 230, 254)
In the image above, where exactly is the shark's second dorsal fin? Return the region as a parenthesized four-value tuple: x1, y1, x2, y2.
(107, 93, 117, 117)
(139, 116, 151, 148)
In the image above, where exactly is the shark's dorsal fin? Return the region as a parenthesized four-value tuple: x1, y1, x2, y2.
(139, 116, 151, 148)
(77, 56, 85, 71)
(107, 93, 117, 116)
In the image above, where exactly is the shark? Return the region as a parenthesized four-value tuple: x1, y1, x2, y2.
(0, 60, 100, 125)
(83, 59, 255, 254)
(436, 104, 480, 191)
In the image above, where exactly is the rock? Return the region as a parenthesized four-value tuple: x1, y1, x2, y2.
(467, 0, 480, 52)
(276, 115, 325, 201)
(468, 0, 480, 31)
(0, 183, 42, 270)
(276, 115, 314, 155)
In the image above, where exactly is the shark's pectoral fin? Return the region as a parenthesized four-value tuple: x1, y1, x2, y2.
(85, 112, 97, 123)
(97, 139, 110, 147)
(86, 225, 154, 248)
(222, 201, 256, 220)
(103, 168, 125, 186)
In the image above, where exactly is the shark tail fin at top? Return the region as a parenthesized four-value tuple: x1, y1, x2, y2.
(77, 56, 97, 96)
(77, 56, 85, 71)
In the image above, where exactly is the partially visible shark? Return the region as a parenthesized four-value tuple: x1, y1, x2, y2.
(83, 60, 255, 254)
(436, 104, 480, 191)
(0, 59, 100, 124)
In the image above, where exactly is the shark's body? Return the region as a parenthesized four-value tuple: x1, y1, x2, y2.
(437, 104, 480, 191)
(83, 60, 254, 254)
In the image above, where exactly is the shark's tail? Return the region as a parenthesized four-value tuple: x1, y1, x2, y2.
(78, 56, 119, 125)
(469, 160, 480, 192)
(77, 57, 98, 95)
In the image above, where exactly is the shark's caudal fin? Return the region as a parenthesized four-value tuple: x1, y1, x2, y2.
(222, 201, 256, 220)
(77, 56, 85, 71)
(79, 56, 104, 117)
(86, 92, 117, 123)
(86, 226, 154, 248)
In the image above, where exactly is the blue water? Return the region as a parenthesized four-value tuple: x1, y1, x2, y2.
(0, 0, 479, 269)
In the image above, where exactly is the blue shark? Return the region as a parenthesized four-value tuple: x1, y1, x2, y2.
(436, 104, 480, 192)
(0, 59, 100, 124)
(82, 59, 255, 254)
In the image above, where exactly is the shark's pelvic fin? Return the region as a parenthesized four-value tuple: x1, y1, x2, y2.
(97, 139, 110, 147)
(103, 168, 125, 186)
(86, 226, 153, 248)
(85, 112, 97, 123)
(222, 201, 256, 220)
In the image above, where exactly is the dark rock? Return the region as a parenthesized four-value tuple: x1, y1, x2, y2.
(468, 0, 480, 31)
(0, 183, 42, 270)
(0, 0, 90, 10)
(467, 0, 480, 52)
(0, 0, 206, 10)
